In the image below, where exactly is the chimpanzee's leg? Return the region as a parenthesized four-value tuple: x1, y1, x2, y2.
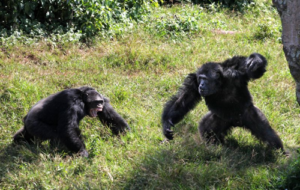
(198, 112, 232, 144)
(242, 105, 284, 151)
(25, 119, 58, 141)
(13, 127, 34, 144)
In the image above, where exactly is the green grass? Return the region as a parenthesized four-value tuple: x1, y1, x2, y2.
(0, 0, 299, 189)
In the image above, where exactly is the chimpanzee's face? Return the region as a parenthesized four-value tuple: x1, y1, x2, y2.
(196, 63, 223, 97)
(83, 90, 104, 117)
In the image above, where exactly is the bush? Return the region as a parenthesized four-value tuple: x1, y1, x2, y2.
(154, 14, 200, 37)
(0, 0, 155, 39)
(253, 23, 281, 41)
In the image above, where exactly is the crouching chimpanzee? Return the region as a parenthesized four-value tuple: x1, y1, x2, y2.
(13, 86, 130, 157)
(162, 53, 285, 152)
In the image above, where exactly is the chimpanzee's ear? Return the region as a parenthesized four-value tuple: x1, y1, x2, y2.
(78, 86, 93, 100)
(103, 97, 110, 103)
(216, 70, 223, 79)
(80, 92, 88, 102)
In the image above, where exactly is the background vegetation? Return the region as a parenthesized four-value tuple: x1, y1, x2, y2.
(0, 0, 157, 39)
(0, 0, 299, 189)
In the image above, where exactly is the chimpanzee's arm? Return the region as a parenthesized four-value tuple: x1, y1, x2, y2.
(97, 97, 130, 135)
(244, 53, 268, 79)
(162, 73, 201, 140)
(57, 112, 88, 157)
(223, 53, 267, 81)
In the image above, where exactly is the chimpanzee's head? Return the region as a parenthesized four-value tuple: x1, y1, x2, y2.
(81, 88, 105, 117)
(196, 63, 223, 97)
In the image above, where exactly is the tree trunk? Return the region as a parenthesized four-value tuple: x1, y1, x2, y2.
(272, 0, 300, 105)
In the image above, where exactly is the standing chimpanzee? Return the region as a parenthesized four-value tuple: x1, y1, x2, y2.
(162, 53, 284, 152)
(13, 86, 130, 157)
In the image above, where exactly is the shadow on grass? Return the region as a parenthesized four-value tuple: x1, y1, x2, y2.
(0, 143, 40, 183)
(119, 134, 294, 189)
(272, 149, 300, 190)
(0, 141, 75, 184)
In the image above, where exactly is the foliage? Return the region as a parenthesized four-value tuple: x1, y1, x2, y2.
(253, 23, 281, 41)
(149, 10, 201, 38)
(0, 0, 155, 39)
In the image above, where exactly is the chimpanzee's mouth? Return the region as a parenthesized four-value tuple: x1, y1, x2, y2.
(89, 108, 103, 117)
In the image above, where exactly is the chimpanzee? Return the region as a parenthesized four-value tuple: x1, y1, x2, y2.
(162, 53, 284, 152)
(13, 86, 130, 157)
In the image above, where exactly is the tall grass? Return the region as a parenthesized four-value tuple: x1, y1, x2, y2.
(0, 0, 299, 189)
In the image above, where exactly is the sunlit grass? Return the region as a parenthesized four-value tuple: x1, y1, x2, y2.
(0, 0, 299, 189)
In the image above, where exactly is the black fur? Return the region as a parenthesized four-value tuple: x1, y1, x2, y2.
(13, 86, 130, 157)
(162, 53, 284, 151)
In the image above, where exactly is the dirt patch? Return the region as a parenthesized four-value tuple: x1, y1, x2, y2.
(212, 30, 239, 35)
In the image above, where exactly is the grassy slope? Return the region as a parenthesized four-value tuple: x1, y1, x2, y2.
(0, 0, 299, 189)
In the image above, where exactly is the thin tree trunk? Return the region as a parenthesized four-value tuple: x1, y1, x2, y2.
(272, 0, 300, 105)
